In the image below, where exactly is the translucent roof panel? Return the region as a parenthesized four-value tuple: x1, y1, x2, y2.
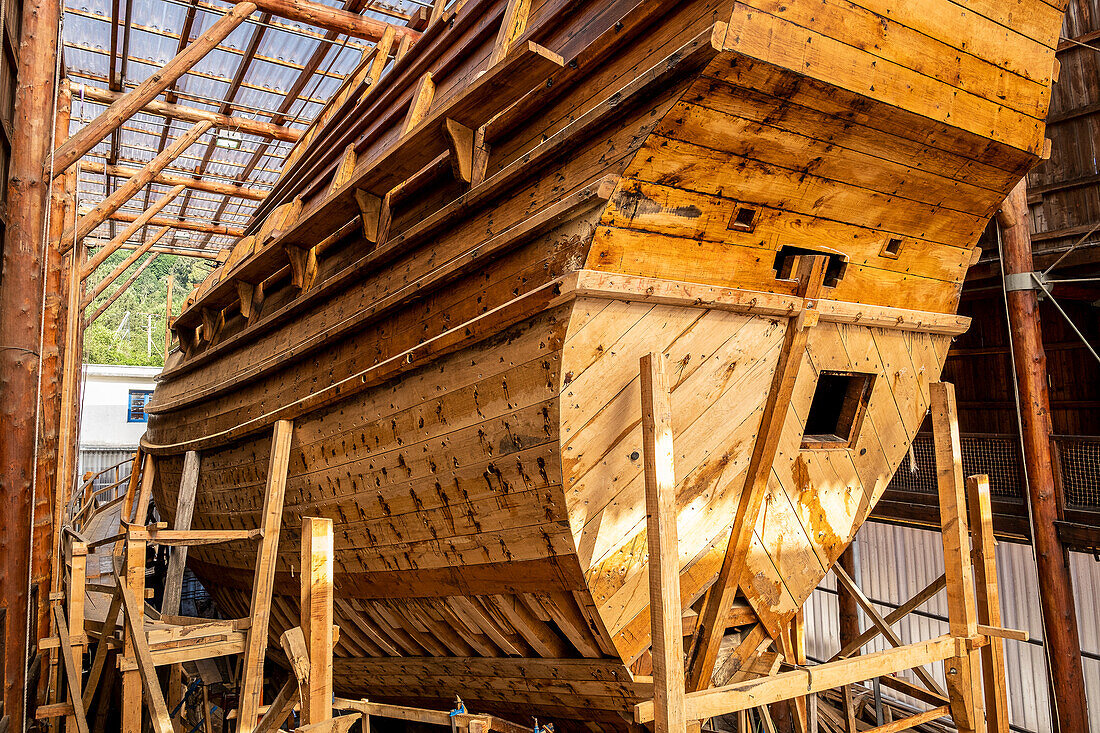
(63, 0, 427, 256)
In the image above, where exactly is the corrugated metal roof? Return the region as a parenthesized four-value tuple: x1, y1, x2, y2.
(63, 0, 428, 254)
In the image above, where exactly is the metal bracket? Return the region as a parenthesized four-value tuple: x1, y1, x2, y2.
(1004, 272, 1040, 292)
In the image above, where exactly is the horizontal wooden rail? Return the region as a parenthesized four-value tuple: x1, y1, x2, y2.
(127, 527, 263, 546)
(634, 635, 984, 723)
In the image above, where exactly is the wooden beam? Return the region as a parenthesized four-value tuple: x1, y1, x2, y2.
(82, 160, 268, 201)
(74, 85, 302, 142)
(162, 451, 200, 614)
(966, 475, 1009, 733)
(52, 606, 92, 733)
(686, 255, 829, 691)
(253, 677, 300, 733)
(78, 185, 184, 268)
(638, 636, 966, 723)
(65, 121, 212, 242)
(122, 536, 147, 733)
(86, 253, 160, 325)
(80, 227, 171, 309)
(52, 3, 258, 175)
(640, 352, 686, 733)
(118, 575, 175, 733)
(102, 210, 245, 237)
(220, 0, 418, 41)
(831, 574, 947, 662)
(237, 419, 294, 733)
(930, 382, 985, 733)
(832, 564, 946, 698)
(300, 516, 334, 726)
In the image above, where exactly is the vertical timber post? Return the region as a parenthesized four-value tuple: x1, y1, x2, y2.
(300, 516, 334, 727)
(640, 353, 686, 733)
(0, 0, 62, 723)
(998, 179, 1088, 733)
(930, 382, 984, 733)
(836, 545, 860, 733)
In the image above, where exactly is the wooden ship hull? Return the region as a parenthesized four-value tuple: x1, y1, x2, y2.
(144, 0, 1065, 726)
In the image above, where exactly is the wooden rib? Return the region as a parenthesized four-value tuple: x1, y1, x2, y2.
(686, 255, 829, 691)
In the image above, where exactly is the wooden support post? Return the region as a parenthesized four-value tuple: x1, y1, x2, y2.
(966, 475, 1009, 733)
(117, 573, 175, 733)
(68, 542, 88, 652)
(63, 121, 212, 243)
(237, 419, 294, 733)
(163, 451, 200, 614)
(80, 227, 171, 309)
(686, 255, 829, 692)
(0, 0, 62, 717)
(835, 544, 860, 733)
(998, 180, 1089, 733)
(640, 353, 687, 733)
(300, 517, 334, 727)
(52, 3, 258, 176)
(930, 382, 985, 733)
(78, 185, 185, 266)
(86, 254, 161, 325)
(51, 606, 91, 733)
(122, 536, 148, 733)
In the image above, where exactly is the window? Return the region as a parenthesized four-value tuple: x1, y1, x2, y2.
(128, 390, 153, 423)
(880, 237, 903, 259)
(801, 371, 875, 449)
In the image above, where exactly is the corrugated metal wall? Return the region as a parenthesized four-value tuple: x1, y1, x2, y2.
(803, 521, 1100, 732)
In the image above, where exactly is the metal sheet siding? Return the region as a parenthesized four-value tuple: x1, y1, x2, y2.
(803, 521, 1100, 732)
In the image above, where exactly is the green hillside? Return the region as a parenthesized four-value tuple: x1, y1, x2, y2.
(82, 252, 214, 367)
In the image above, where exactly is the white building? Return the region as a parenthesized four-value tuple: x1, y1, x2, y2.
(78, 363, 160, 479)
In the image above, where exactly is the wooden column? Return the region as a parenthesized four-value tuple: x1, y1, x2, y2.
(0, 0, 62, 722)
(930, 382, 984, 733)
(998, 180, 1088, 733)
(32, 78, 72, 653)
(640, 353, 686, 733)
(300, 516, 334, 727)
(122, 536, 147, 733)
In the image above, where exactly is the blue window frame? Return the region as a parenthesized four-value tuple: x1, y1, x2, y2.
(128, 390, 153, 423)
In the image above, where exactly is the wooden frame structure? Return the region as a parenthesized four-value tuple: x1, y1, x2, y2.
(637, 372, 1021, 733)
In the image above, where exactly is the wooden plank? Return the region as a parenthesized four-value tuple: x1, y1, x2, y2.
(280, 625, 310, 696)
(966, 474, 1009, 733)
(831, 564, 946, 698)
(686, 255, 829, 691)
(637, 635, 962, 723)
(863, 706, 950, 733)
(52, 605, 92, 733)
(122, 537, 146, 733)
(237, 419, 294, 733)
(253, 677, 300, 733)
(68, 542, 88, 651)
(129, 528, 262, 546)
(640, 352, 686, 733)
(930, 383, 984, 733)
(162, 450, 200, 615)
(830, 573, 947, 661)
(301, 516, 334, 726)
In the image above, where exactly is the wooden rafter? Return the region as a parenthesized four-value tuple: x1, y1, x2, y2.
(53, 2, 259, 176)
(75, 185, 184, 265)
(81, 161, 268, 201)
(74, 85, 303, 142)
(86, 253, 160, 325)
(80, 227, 171, 308)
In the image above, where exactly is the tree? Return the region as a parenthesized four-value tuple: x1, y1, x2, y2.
(82, 251, 213, 366)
